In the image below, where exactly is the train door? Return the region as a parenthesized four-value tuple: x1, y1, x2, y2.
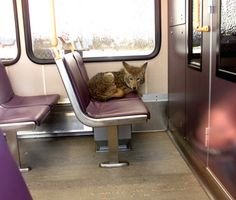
(207, 0, 236, 198)
(186, 0, 210, 165)
(188, 0, 236, 197)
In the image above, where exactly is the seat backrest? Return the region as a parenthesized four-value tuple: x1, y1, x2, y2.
(0, 62, 14, 104)
(72, 51, 89, 82)
(63, 53, 90, 113)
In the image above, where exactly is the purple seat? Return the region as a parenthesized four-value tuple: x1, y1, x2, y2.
(56, 52, 150, 168)
(63, 53, 90, 114)
(63, 53, 150, 119)
(0, 105, 50, 171)
(0, 132, 32, 200)
(0, 61, 59, 108)
(87, 98, 150, 119)
(0, 106, 50, 126)
(2, 94, 59, 108)
(0, 60, 59, 171)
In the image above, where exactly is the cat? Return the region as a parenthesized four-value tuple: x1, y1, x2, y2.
(88, 61, 148, 101)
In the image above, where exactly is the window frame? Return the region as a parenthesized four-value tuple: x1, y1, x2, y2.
(188, 0, 203, 71)
(216, 0, 236, 83)
(22, 0, 161, 64)
(1, 0, 21, 66)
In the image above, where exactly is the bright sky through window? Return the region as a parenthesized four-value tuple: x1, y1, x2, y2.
(27, 0, 156, 60)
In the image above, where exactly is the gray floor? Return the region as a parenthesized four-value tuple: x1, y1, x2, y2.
(21, 132, 211, 200)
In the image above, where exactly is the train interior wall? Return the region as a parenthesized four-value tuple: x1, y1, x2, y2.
(7, 0, 168, 103)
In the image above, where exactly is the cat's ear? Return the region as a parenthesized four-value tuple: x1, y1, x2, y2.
(141, 62, 148, 72)
(122, 61, 131, 73)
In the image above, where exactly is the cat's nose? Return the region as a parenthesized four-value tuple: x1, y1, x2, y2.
(133, 87, 136, 90)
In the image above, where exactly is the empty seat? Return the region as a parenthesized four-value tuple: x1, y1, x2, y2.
(0, 60, 59, 171)
(0, 106, 50, 125)
(2, 94, 59, 108)
(0, 105, 50, 171)
(0, 131, 32, 200)
(0, 61, 59, 108)
(56, 52, 150, 167)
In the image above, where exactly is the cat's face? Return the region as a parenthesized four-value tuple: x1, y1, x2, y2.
(123, 61, 148, 90)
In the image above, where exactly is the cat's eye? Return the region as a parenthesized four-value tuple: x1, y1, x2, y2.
(137, 78, 141, 81)
(129, 77, 133, 81)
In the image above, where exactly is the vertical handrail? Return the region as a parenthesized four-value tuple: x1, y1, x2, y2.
(50, 0, 60, 59)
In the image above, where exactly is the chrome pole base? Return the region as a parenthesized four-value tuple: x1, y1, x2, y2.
(99, 161, 129, 168)
(100, 126, 130, 168)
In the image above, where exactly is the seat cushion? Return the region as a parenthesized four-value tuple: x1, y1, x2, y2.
(0, 106, 50, 126)
(0, 132, 32, 200)
(2, 94, 59, 108)
(86, 98, 150, 119)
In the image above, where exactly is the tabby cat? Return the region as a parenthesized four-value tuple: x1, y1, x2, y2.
(88, 61, 148, 101)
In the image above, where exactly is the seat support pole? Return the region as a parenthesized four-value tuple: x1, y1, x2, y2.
(5, 131, 30, 172)
(99, 126, 129, 168)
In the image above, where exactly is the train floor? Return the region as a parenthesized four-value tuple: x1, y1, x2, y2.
(21, 131, 211, 200)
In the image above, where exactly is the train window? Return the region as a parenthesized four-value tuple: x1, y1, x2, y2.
(188, 0, 202, 71)
(0, 0, 20, 65)
(216, 0, 236, 82)
(22, 0, 160, 64)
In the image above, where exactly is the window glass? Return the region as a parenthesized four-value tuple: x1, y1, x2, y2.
(217, 0, 236, 81)
(188, 0, 202, 70)
(0, 0, 19, 64)
(24, 0, 159, 62)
